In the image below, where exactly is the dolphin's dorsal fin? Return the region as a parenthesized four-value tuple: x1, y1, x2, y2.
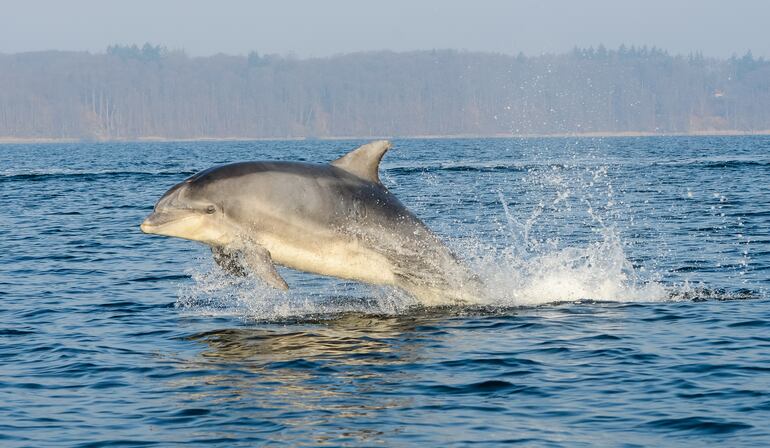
(331, 140, 392, 184)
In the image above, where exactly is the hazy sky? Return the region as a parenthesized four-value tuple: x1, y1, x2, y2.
(1, 0, 767, 58)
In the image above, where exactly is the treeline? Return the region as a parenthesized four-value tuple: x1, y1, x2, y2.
(0, 45, 768, 139)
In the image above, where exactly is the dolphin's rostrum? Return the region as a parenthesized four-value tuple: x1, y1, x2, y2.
(140, 141, 482, 305)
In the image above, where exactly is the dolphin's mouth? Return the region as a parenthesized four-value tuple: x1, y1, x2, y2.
(140, 210, 195, 234)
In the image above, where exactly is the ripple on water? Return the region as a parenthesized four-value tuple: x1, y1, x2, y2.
(641, 417, 753, 435)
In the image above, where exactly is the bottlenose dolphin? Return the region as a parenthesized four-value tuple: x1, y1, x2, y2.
(140, 141, 482, 305)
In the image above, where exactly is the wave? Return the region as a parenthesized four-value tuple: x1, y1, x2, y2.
(641, 416, 752, 435)
(388, 162, 529, 174)
(386, 160, 602, 175)
(651, 158, 770, 168)
(0, 168, 196, 182)
(385, 158, 770, 175)
(4, 157, 767, 182)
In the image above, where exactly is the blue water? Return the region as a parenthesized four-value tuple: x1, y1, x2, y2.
(2, 136, 769, 446)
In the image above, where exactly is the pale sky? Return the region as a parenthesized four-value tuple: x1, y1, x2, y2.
(1, 0, 767, 58)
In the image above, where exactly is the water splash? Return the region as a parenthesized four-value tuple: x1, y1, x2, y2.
(177, 260, 419, 320)
(178, 221, 668, 320)
(442, 154, 669, 306)
(465, 230, 668, 306)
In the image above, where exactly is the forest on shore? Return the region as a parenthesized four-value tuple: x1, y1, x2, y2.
(1, 44, 768, 140)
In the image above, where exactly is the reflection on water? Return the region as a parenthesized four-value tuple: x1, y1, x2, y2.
(176, 314, 446, 444)
(191, 314, 426, 361)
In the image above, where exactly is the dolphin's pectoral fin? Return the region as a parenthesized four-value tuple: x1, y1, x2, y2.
(211, 246, 247, 276)
(240, 244, 289, 290)
(211, 244, 288, 290)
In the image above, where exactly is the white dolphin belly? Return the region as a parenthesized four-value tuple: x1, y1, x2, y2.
(259, 233, 397, 285)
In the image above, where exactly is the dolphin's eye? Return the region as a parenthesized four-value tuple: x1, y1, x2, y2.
(205, 205, 216, 214)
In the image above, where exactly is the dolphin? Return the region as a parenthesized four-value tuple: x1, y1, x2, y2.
(140, 140, 482, 305)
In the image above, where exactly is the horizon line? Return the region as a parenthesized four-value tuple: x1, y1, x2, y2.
(0, 44, 763, 61)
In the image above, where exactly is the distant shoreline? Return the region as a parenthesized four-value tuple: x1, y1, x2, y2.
(2, 130, 770, 145)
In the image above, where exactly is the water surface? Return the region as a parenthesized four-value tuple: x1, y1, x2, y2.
(1, 137, 769, 446)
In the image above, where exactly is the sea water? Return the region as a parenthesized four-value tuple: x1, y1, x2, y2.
(1, 137, 769, 446)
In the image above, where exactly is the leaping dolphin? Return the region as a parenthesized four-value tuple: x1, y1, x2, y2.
(140, 140, 482, 305)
